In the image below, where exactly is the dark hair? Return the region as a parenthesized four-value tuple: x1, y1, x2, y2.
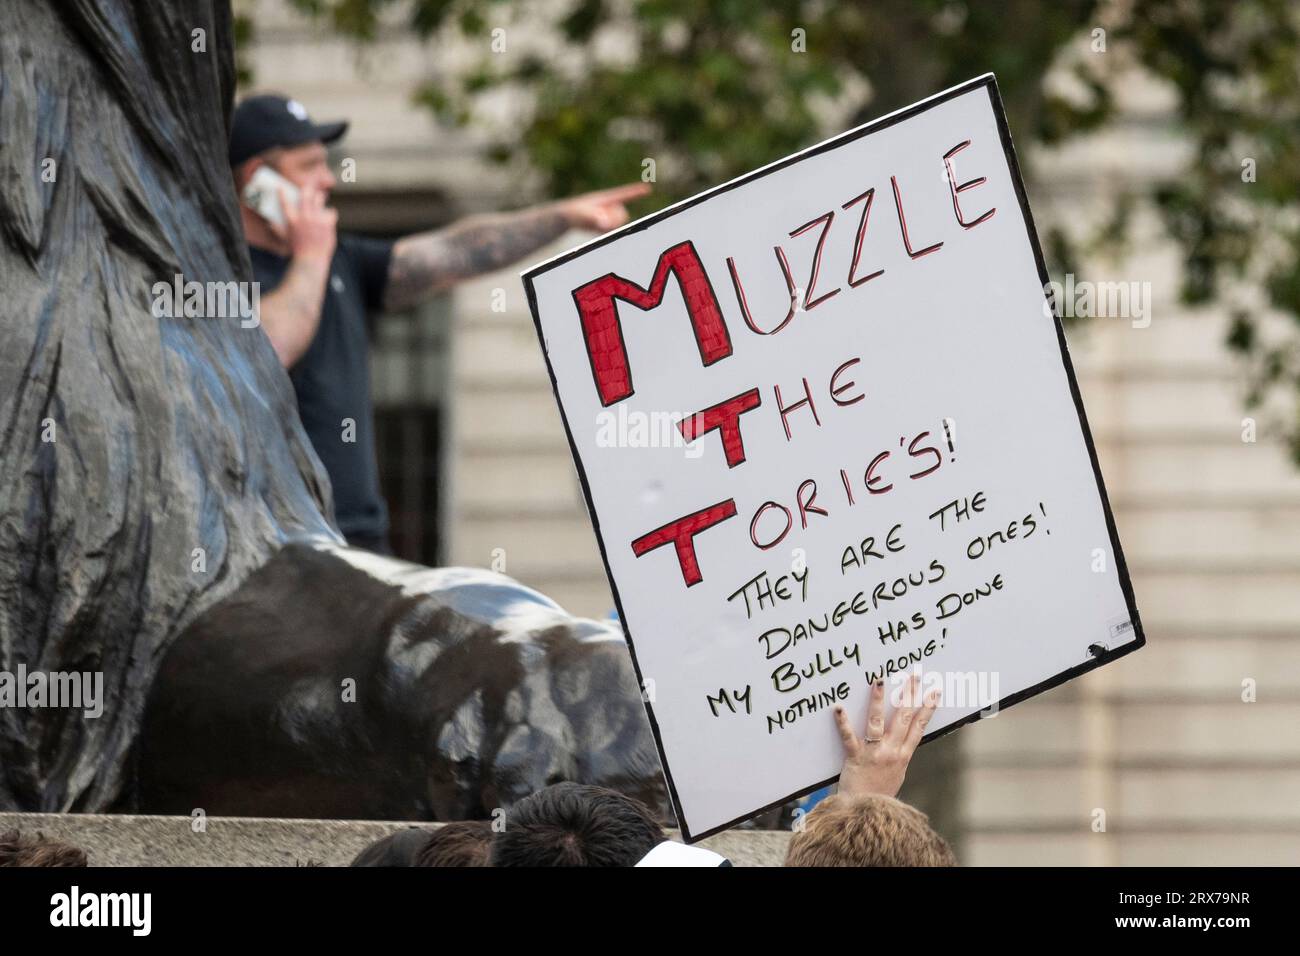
(0, 829, 88, 867)
(490, 783, 663, 867)
(418, 820, 493, 867)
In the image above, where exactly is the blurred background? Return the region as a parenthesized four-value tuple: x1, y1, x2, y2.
(233, 0, 1300, 864)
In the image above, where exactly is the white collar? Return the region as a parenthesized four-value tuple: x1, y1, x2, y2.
(635, 841, 731, 867)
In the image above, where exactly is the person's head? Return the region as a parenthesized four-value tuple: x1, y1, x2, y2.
(784, 794, 956, 867)
(349, 827, 435, 867)
(229, 93, 345, 198)
(417, 820, 493, 867)
(490, 783, 664, 867)
(0, 829, 88, 867)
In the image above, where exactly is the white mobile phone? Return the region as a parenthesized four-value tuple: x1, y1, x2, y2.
(242, 165, 300, 228)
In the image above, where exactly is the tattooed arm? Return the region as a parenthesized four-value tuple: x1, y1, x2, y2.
(383, 183, 651, 311)
(384, 208, 567, 311)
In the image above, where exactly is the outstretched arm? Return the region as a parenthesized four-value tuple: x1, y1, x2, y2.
(383, 183, 650, 311)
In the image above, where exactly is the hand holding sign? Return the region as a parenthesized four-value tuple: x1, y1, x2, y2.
(834, 676, 941, 799)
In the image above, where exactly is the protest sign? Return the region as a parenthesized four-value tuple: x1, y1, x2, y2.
(523, 74, 1144, 840)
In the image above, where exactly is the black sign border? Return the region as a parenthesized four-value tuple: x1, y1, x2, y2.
(522, 73, 1146, 843)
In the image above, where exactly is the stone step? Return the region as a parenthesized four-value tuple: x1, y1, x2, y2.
(0, 813, 789, 867)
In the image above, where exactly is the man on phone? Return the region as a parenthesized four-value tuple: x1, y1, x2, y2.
(229, 94, 647, 553)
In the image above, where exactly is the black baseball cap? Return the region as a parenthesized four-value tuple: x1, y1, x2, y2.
(229, 93, 348, 167)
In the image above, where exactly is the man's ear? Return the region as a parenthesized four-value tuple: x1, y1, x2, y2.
(233, 156, 265, 193)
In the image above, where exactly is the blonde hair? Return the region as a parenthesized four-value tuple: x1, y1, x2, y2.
(784, 794, 957, 867)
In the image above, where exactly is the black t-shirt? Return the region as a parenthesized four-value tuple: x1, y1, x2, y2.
(249, 233, 395, 543)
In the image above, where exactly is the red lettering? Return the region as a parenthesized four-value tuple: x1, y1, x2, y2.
(944, 140, 996, 229)
(774, 377, 821, 441)
(842, 187, 884, 288)
(829, 358, 865, 407)
(727, 248, 797, 335)
(678, 388, 762, 468)
(865, 451, 893, 494)
(573, 240, 731, 406)
(789, 211, 840, 310)
(750, 501, 793, 550)
(796, 479, 829, 529)
(891, 175, 944, 260)
(631, 499, 738, 587)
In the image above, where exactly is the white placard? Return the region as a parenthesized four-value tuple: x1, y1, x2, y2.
(523, 75, 1144, 841)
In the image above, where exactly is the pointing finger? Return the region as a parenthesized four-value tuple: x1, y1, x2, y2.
(589, 182, 652, 204)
